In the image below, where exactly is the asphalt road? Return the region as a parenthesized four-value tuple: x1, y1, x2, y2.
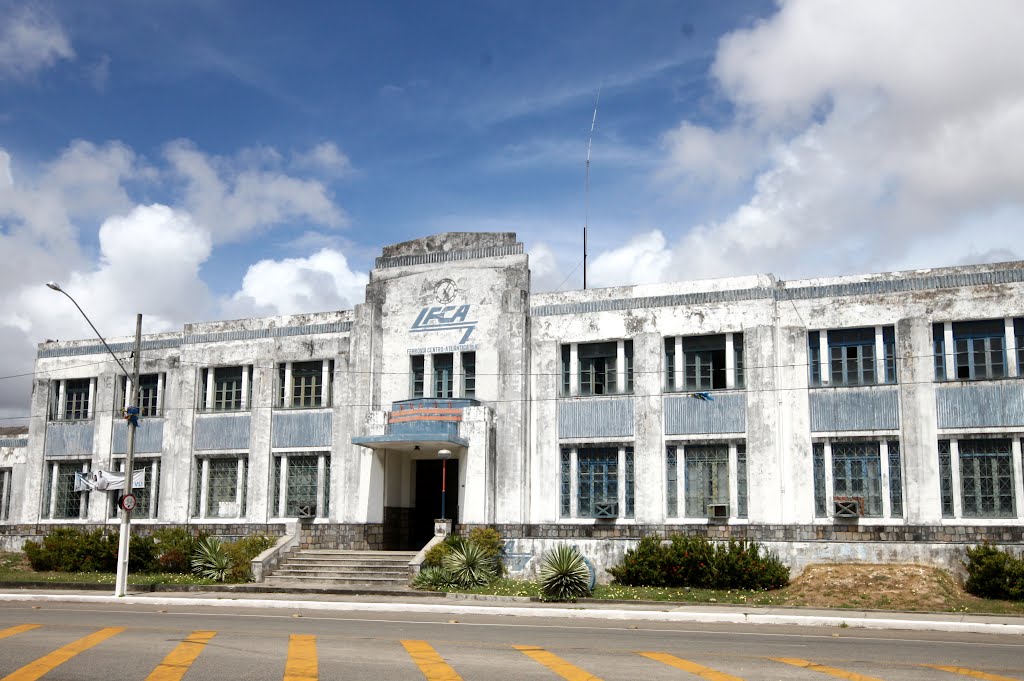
(0, 601, 1022, 680)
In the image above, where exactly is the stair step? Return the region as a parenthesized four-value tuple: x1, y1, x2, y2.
(266, 549, 423, 587)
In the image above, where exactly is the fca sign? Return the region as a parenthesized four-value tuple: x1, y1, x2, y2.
(410, 305, 478, 343)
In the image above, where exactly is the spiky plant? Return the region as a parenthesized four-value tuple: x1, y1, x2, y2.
(412, 566, 458, 591)
(443, 541, 497, 588)
(540, 545, 592, 602)
(191, 537, 231, 582)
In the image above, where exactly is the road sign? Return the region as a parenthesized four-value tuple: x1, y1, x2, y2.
(119, 494, 137, 511)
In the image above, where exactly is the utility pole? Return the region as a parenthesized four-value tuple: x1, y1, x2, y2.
(114, 314, 142, 597)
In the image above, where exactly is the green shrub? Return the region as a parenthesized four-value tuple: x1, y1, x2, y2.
(444, 541, 497, 588)
(192, 537, 231, 582)
(24, 528, 118, 573)
(151, 527, 204, 574)
(412, 566, 457, 591)
(127, 534, 158, 573)
(223, 535, 277, 582)
(965, 544, 1024, 601)
(466, 527, 506, 575)
(607, 535, 789, 591)
(540, 545, 592, 602)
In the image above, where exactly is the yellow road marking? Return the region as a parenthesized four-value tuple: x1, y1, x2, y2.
(514, 645, 603, 681)
(639, 651, 745, 681)
(144, 630, 217, 681)
(925, 664, 1024, 681)
(771, 657, 885, 681)
(0, 625, 40, 640)
(401, 639, 462, 681)
(284, 634, 318, 681)
(1, 626, 124, 681)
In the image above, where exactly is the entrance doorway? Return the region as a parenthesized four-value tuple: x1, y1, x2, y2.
(412, 458, 459, 549)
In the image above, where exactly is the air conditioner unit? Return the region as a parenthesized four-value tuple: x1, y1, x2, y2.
(833, 499, 861, 518)
(707, 503, 729, 519)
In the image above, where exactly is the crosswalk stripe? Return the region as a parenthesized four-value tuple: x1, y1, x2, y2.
(639, 651, 746, 681)
(284, 634, 318, 681)
(771, 658, 885, 681)
(401, 639, 463, 681)
(0, 625, 40, 641)
(924, 664, 1023, 681)
(514, 645, 603, 681)
(0, 626, 124, 681)
(144, 630, 217, 681)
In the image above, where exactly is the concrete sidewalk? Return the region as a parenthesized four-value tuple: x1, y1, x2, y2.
(2, 586, 1022, 636)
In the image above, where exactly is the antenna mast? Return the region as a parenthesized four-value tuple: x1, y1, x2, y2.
(584, 88, 601, 290)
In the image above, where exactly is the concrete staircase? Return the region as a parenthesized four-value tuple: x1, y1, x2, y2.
(265, 549, 419, 589)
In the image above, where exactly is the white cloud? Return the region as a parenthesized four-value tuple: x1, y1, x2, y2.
(165, 140, 347, 243)
(590, 230, 673, 287)
(659, 122, 764, 187)
(225, 248, 368, 317)
(292, 142, 354, 176)
(656, 0, 1024, 281)
(0, 5, 73, 80)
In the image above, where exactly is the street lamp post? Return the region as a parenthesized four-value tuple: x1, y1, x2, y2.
(47, 283, 142, 598)
(437, 448, 452, 521)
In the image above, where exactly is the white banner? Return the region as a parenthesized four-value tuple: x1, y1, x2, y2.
(73, 469, 145, 493)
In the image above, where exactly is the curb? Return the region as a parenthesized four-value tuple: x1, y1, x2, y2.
(1, 593, 1022, 636)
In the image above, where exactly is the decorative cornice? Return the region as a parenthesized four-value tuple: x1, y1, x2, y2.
(375, 243, 524, 269)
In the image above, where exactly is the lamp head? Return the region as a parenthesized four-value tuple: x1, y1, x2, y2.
(437, 448, 453, 460)
(46, 282, 62, 292)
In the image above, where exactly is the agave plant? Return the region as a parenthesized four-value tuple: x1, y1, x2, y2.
(191, 536, 231, 582)
(412, 566, 458, 591)
(540, 545, 592, 602)
(443, 541, 497, 588)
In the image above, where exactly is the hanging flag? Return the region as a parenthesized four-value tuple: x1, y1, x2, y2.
(690, 391, 714, 401)
(73, 469, 145, 493)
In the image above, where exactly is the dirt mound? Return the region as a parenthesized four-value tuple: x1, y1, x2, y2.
(782, 563, 966, 611)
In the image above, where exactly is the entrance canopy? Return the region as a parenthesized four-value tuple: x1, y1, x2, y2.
(351, 397, 477, 451)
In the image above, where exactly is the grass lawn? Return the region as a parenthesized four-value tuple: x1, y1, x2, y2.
(0, 551, 216, 586)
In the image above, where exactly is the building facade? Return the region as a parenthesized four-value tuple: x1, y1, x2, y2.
(3, 232, 1024, 577)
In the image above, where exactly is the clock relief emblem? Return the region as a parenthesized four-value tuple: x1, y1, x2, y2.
(434, 278, 458, 304)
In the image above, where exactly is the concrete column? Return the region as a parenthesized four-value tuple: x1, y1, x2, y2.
(673, 337, 684, 391)
(725, 333, 736, 390)
(204, 368, 215, 411)
(632, 332, 664, 523)
(79, 461, 89, 518)
(818, 331, 830, 385)
(452, 351, 463, 398)
(423, 354, 434, 398)
(617, 445, 626, 515)
(897, 317, 942, 523)
(199, 459, 210, 519)
(875, 326, 886, 383)
(58, 380, 67, 420)
(321, 360, 331, 406)
(728, 442, 739, 518)
(157, 373, 165, 414)
(950, 439, 962, 518)
(616, 340, 626, 394)
(1011, 438, 1023, 519)
(880, 439, 892, 518)
(823, 440, 835, 514)
(236, 458, 246, 516)
(240, 366, 250, 410)
(48, 462, 59, 519)
(569, 343, 579, 396)
(278, 455, 288, 517)
(87, 378, 96, 419)
(944, 322, 955, 380)
(569, 446, 578, 519)
(1005, 318, 1018, 378)
(317, 453, 327, 517)
(123, 377, 130, 412)
(284, 362, 294, 408)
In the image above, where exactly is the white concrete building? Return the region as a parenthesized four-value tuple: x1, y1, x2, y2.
(3, 232, 1023, 575)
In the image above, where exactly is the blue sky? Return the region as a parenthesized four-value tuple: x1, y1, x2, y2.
(3, 0, 1024, 419)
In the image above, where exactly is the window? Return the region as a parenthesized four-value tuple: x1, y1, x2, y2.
(43, 461, 88, 519)
(1016, 319, 1024, 376)
(809, 327, 896, 387)
(938, 440, 954, 518)
(666, 446, 678, 517)
(736, 444, 748, 518)
(953, 320, 1005, 380)
(888, 442, 903, 518)
(559, 444, 633, 519)
(272, 452, 331, 518)
(199, 366, 252, 411)
(665, 334, 744, 391)
(192, 457, 247, 518)
(48, 378, 96, 421)
(684, 444, 729, 516)
(933, 323, 946, 381)
(959, 439, 1015, 518)
(0, 468, 12, 521)
(277, 360, 333, 408)
(814, 440, 900, 518)
(561, 341, 634, 396)
(119, 374, 163, 417)
(410, 355, 425, 398)
(434, 353, 454, 398)
(461, 352, 476, 398)
(108, 459, 159, 519)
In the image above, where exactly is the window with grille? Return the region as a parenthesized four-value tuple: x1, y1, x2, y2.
(193, 457, 246, 518)
(734, 334, 746, 389)
(813, 442, 827, 517)
(933, 323, 946, 381)
(272, 453, 330, 518)
(120, 374, 162, 417)
(277, 360, 332, 408)
(888, 441, 903, 518)
(0, 468, 11, 521)
(624, 447, 635, 518)
(559, 448, 571, 517)
(685, 335, 727, 390)
(577, 447, 619, 518)
(200, 366, 250, 411)
(664, 338, 676, 391)
(684, 444, 729, 516)
(810, 327, 896, 386)
(434, 353, 454, 398)
(666, 446, 678, 517)
(560, 346, 571, 396)
(579, 342, 619, 396)
(109, 460, 158, 519)
(410, 355, 425, 398)
(1016, 318, 1024, 376)
(959, 439, 1015, 518)
(462, 352, 476, 398)
(44, 461, 88, 519)
(831, 441, 883, 516)
(953, 320, 1006, 380)
(938, 440, 953, 518)
(737, 444, 748, 518)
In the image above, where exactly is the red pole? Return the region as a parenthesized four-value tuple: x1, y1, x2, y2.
(440, 458, 447, 520)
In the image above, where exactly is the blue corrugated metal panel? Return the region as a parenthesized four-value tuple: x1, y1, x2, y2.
(558, 397, 634, 439)
(111, 419, 164, 454)
(183, 321, 352, 345)
(664, 392, 746, 435)
(809, 387, 900, 432)
(375, 244, 524, 269)
(0, 438, 28, 448)
(937, 382, 1024, 429)
(532, 287, 772, 317)
(38, 338, 181, 359)
(272, 411, 333, 448)
(193, 414, 251, 450)
(43, 421, 95, 457)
